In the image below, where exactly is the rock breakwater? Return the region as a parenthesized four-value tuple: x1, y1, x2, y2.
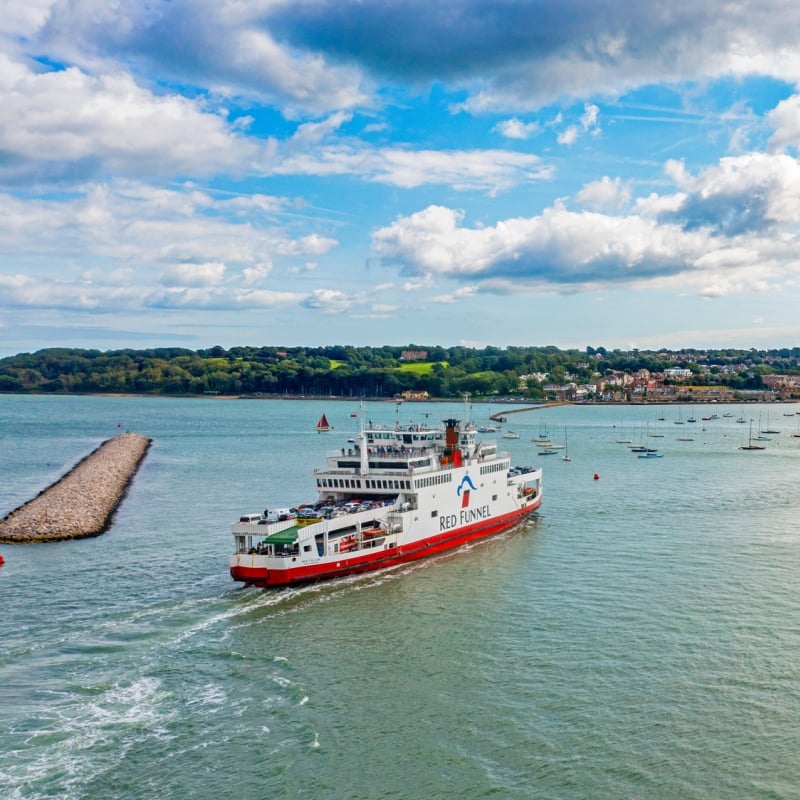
(0, 433, 152, 543)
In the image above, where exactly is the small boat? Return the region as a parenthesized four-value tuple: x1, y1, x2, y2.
(502, 431, 520, 439)
(739, 422, 766, 451)
(760, 413, 779, 435)
(638, 452, 663, 458)
(316, 413, 333, 432)
(560, 426, 572, 462)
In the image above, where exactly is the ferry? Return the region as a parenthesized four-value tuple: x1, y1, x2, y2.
(229, 405, 543, 588)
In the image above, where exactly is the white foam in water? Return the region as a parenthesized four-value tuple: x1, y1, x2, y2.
(186, 683, 226, 710)
(1, 677, 174, 800)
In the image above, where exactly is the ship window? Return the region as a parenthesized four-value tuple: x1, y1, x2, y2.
(431, 510, 437, 517)
(303, 545, 312, 552)
(493, 495, 498, 501)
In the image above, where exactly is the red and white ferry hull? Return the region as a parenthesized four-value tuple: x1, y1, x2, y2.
(231, 495, 541, 588)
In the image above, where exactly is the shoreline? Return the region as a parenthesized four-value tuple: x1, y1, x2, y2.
(3, 391, 797, 407)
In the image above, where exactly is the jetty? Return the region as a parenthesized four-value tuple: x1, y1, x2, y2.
(0, 433, 151, 544)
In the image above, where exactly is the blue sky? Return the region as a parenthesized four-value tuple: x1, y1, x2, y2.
(3, 0, 800, 357)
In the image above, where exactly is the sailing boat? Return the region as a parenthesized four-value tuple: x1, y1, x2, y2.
(760, 411, 780, 435)
(316, 413, 332, 432)
(739, 421, 766, 451)
(561, 427, 572, 461)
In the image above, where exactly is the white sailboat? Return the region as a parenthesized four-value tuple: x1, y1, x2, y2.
(562, 427, 572, 461)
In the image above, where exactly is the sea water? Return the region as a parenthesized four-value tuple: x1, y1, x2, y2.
(1, 395, 800, 799)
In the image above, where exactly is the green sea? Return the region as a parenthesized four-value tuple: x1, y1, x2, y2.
(2, 394, 800, 799)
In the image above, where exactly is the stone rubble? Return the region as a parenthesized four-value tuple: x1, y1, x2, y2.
(0, 433, 152, 543)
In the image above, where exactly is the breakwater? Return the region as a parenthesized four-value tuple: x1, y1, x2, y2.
(0, 432, 151, 543)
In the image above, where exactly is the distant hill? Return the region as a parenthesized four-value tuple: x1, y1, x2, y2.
(1, 344, 798, 399)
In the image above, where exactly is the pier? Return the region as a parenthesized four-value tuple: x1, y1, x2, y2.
(0, 433, 151, 543)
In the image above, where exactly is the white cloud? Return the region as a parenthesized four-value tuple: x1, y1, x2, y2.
(234, 289, 306, 308)
(493, 118, 540, 139)
(242, 263, 272, 284)
(160, 262, 226, 288)
(0, 55, 263, 182)
(301, 288, 353, 313)
(0, 180, 340, 312)
(372, 144, 800, 297)
(557, 126, 579, 146)
(576, 176, 631, 211)
(557, 104, 600, 146)
(276, 146, 552, 194)
(767, 93, 800, 152)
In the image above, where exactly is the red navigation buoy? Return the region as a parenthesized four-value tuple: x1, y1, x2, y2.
(0, 553, 5, 565)
(593, 473, 600, 480)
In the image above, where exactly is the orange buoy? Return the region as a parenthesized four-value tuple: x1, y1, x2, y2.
(593, 473, 600, 480)
(0, 553, 5, 565)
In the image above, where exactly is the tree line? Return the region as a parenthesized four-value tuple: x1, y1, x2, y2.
(1, 344, 799, 398)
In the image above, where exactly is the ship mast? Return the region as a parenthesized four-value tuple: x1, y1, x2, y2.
(358, 400, 369, 475)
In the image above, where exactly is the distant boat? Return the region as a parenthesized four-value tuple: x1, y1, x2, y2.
(316, 413, 333, 432)
(638, 452, 663, 459)
(561, 427, 572, 461)
(760, 412, 780, 435)
(739, 422, 766, 451)
(502, 430, 520, 439)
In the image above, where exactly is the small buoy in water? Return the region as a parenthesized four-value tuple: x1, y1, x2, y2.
(593, 473, 600, 480)
(0, 553, 5, 565)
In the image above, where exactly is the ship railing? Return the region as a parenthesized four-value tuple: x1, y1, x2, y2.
(230, 517, 296, 535)
(325, 445, 439, 459)
(316, 466, 413, 477)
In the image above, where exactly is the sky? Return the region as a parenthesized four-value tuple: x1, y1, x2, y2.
(3, 0, 800, 357)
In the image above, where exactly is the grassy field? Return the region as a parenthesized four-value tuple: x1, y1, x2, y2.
(396, 361, 448, 375)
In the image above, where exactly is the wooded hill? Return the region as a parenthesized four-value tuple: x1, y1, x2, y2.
(1, 344, 798, 398)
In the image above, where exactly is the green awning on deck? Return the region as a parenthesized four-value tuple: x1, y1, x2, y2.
(262, 527, 299, 545)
